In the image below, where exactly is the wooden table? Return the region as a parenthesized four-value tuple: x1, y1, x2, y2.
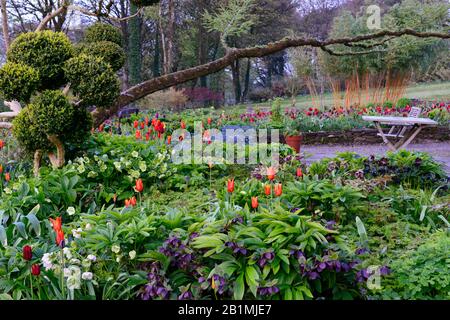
(362, 116, 438, 151)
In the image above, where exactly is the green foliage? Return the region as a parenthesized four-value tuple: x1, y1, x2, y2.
(7, 31, 73, 89)
(84, 23, 123, 47)
(203, 0, 256, 44)
(12, 107, 53, 152)
(0, 63, 40, 102)
(74, 41, 125, 72)
(380, 230, 450, 300)
(396, 97, 411, 109)
(383, 101, 393, 109)
(64, 54, 120, 108)
(28, 90, 74, 136)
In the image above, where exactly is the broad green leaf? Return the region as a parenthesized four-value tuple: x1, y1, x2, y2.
(0, 226, 7, 247)
(26, 212, 41, 236)
(233, 273, 245, 300)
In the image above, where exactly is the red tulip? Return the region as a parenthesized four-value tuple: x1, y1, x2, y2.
(167, 135, 172, 145)
(133, 120, 139, 129)
(135, 130, 142, 140)
(56, 229, 65, 247)
(23, 245, 32, 261)
(227, 179, 235, 193)
(274, 183, 283, 197)
(145, 116, 149, 126)
(296, 168, 303, 178)
(135, 179, 144, 193)
(145, 132, 150, 141)
(207, 117, 212, 125)
(0, 139, 4, 149)
(181, 121, 186, 129)
(49, 217, 62, 232)
(99, 124, 104, 132)
(267, 167, 276, 181)
(125, 199, 131, 207)
(130, 196, 137, 206)
(31, 264, 41, 276)
(4, 172, 10, 182)
(264, 184, 271, 196)
(0, 164, 3, 174)
(140, 122, 145, 129)
(251, 197, 258, 209)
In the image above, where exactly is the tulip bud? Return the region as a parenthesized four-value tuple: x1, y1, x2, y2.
(23, 245, 32, 261)
(31, 264, 41, 276)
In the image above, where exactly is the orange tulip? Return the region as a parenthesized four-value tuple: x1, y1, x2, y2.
(0, 139, 4, 149)
(145, 116, 149, 126)
(207, 117, 212, 125)
(274, 183, 283, 197)
(56, 229, 65, 246)
(264, 184, 271, 196)
(133, 120, 139, 129)
(99, 124, 104, 132)
(296, 168, 303, 178)
(49, 217, 62, 232)
(181, 121, 186, 129)
(267, 167, 276, 181)
(135, 179, 144, 193)
(113, 194, 117, 203)
(130, 196, 137, 207)
(167, 135, 172, 145)
(227, 179, 235, 193)
(4, 172, 10, 182)
(251, 197, 258, 209)
(125, 199, 131, 207)
(0, 164, 3, 174)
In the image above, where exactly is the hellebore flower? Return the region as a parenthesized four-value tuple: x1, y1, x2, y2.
(264, 184, 271, 196)
(267, 167, 276, 181)
(227, 179, 235, 193)
(23, 245, 32, 261)
(31, 264, 41, 276)
(251, 197, 258, 209)
(274, 183, 283, 197)
(135, 179, 144, 193)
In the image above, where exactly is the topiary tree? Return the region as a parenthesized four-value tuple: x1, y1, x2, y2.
(0, 26, 122, 175)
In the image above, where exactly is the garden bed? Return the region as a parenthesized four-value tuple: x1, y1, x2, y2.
(301, 126, 450, 145)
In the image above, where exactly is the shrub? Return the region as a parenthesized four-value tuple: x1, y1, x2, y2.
(12, 107, 53, 152)
(0, 62, 40, 102)
(138, 88, 188, 111)
(64, 54, 120, 108)
(396, 97, 411, 109)
(28, 90, 75, 136)
(74, 41, 125, 72)
(84, 23, 123, 47)
(7, 31, 73, 89)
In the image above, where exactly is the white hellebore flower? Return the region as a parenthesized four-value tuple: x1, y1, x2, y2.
(66, 207, 76, 216)
(82, 272, 93, 281)
(111, 245, 121, 254)
(87, 254, 97, 262)
(63, 247, 72, 259)
(129, 250, 136, 260)
(85, 223, 92, 231)
(72, 228, 82, 239)
(64, 268, 71, 277)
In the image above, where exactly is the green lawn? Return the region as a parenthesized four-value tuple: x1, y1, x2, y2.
(235, 81, 450, 111)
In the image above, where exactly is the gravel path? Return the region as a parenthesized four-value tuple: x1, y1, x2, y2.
(301, 140, 450, 175)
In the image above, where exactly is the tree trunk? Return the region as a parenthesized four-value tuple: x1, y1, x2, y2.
(33, 150, 43, 177)
(128, 3, 142, 85)
(160, 0, 175, 75)
(47, 135, 65, 168)
(1, 0, 9, 50)
(153, 22, 161, 77)
(231, 60, 242, 105)
(242, 58, 251, 101)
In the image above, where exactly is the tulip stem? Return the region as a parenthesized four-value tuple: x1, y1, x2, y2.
(30, 272, 33, 300)
(60, 249, 65, 300)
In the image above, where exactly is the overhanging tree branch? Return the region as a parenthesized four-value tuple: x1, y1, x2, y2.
(111, 28, 449, 113)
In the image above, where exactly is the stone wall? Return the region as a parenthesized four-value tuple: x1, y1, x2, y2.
(301, 126, 450, 145)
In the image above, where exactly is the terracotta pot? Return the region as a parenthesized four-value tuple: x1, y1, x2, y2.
(285, 135, 302, 153)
